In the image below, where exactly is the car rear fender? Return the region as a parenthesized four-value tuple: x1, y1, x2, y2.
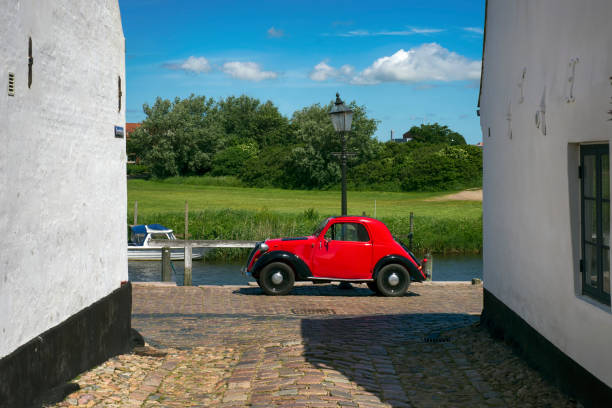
(373, 255, 426, 282)
(252, 251, 312, 280)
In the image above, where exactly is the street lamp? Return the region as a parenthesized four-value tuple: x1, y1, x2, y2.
(329, 92, 354, 216)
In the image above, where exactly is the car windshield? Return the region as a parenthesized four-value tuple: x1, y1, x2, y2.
(313, 218, 332, 236)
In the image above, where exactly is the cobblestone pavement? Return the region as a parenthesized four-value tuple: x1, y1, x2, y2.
(50, 282, 575, 407)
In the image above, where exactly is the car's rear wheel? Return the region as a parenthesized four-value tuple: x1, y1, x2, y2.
(376, 264, 410, 297)
(259, 262, 295, 296)
(367, 282, 380, 294)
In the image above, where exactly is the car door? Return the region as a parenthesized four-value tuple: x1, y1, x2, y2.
(312, 222, 373, 279)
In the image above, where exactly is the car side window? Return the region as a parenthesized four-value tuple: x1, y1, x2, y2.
(324, 223, 370, 242)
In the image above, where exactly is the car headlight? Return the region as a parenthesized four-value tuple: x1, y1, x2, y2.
(259, 243, 269, 253)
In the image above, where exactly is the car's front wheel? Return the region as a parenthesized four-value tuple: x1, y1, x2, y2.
(259, 262, 295, 296)
(376, 264, 410, 297)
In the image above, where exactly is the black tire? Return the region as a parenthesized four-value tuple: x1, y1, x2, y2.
(367, 282, 380, 294)
(376, 264, 410, 297)
(259, 262, 295, 296)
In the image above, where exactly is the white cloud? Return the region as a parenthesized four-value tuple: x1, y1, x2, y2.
(310, 43, 481, 85)
(267, 27, 284, 38)
(355, 43, 481, 84)
(309, 61, 355, 82)
(163, 56, 211, 74)
(337, 27, 443, 37)
(409, 28, 444, 34)
(222, 61, 278, 81)
(309, 61, 336, 81)
(338, 30, 371, 37)
(463, 27, 484, 35)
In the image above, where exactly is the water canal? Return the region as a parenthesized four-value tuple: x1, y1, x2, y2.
(128, 254, 483, 286)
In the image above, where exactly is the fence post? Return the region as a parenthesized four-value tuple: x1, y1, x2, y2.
(408, 212, 414, 251)
(184, 200, 189, 239)
(184, 245, 192, 286)
(133, 201, 138, 225)
(162, 246, 171, 282)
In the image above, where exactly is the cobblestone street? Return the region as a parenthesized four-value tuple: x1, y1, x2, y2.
(51, 282, 574, 407)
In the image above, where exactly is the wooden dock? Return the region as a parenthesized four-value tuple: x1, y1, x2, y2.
(148, 240, 258, 249)
(148, 239, 258, 286)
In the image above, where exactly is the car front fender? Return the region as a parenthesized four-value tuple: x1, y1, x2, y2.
(252, 251, 312, 281)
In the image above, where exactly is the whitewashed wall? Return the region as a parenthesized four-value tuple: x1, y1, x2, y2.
(481, 0, 612, 387)
(0, 0, 126, 358)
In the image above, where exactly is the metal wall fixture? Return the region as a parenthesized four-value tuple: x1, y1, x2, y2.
(8, 72, 15, 96)
(506, 101, 513, 139)
(566, 58, 579, 103)
(517, 67, 526, 104)
(535, 88, 547, 136)
(117, 76, 122, 112)
(28, 37, 33, 88)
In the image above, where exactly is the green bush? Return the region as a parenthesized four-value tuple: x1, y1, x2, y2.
(157, 175, 244, 187)
(127, 163, 151, 177)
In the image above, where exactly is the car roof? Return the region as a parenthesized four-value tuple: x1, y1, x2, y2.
(327, 216, 392, 235)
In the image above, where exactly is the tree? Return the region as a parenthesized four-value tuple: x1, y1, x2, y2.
(211, 142, 259, 176)
(127, 95, 223, 178)
(216, 95, 292, 148)
(285, 101, 379, 189)
(407, 123, 466, 145)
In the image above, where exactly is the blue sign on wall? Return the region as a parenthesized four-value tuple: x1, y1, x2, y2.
(114, 126, 124, 138)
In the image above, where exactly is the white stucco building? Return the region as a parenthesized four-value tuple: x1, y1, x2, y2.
(0, 1, 130, 406)
(480, 0, 612, 405)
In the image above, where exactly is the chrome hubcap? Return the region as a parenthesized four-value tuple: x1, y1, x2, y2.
(388, 272, 400, 286)
(271, 271, 284, 285)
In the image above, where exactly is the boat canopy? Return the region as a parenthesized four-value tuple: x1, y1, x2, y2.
(131, 224, 174, 234)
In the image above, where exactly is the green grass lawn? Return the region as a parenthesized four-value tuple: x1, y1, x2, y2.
(128, 179, 482, 220)
(127, 179, 482, 255)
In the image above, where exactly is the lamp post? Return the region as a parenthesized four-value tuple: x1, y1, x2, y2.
(329, 92, 354, 216)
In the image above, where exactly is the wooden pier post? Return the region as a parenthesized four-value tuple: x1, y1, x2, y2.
(161, 246, 171, 282)
(184, 245, 192, 286)
(133, 201, 138, 226)
(425, 252, 433, 281)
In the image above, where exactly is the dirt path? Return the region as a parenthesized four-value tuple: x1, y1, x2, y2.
(426, 189, 482, 202)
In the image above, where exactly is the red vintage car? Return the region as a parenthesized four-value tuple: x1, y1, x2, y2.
(242, 216, 428, 296)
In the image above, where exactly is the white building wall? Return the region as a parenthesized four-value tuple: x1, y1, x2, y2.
(481, 0, 612, 386)
(0, 1, 127, 358)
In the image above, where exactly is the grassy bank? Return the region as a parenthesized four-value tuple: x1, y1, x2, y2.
(128, 179, 481, 219)
(128, 179, 482, 260)
(131, 209, 482, 259)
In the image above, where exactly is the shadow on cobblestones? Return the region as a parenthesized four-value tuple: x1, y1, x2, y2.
(234, 285, 421, 297)
(300, 313, 477, 407)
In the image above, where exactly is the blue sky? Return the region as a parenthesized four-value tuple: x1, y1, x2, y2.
(120, 0, 485, 144)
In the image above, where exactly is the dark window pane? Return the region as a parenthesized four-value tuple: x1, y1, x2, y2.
(325, 223, 370, 242)
(583, 154, 597, 198)
(585, 243, 598, 288)
(355, 224, 370, 242)
(603, 154, 610, 200)
(604, 249, 610, 295)
(342, 224, 357, 241)
(584, 199, 597, 243)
